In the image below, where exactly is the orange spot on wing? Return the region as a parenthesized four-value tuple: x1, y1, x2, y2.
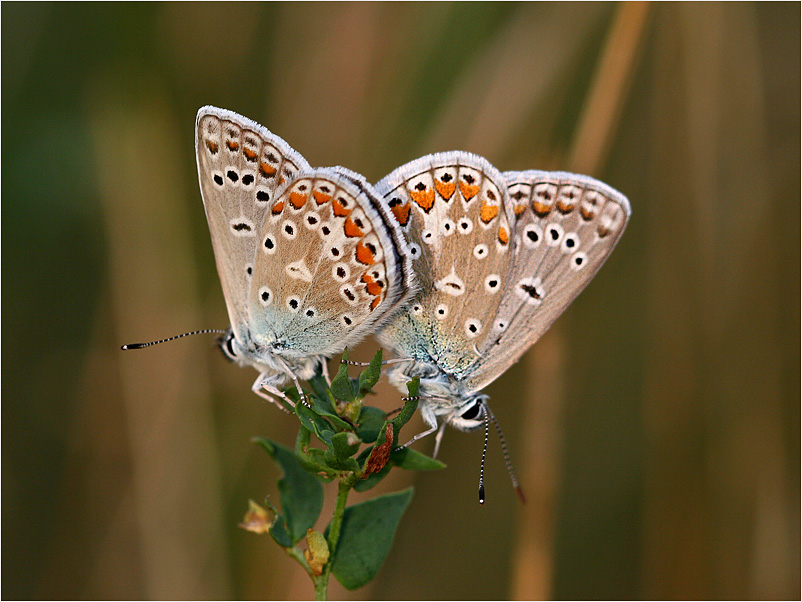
(259, 162, 277, 177)
(271, 200, 285, 215)
(479, 201, 499, 224)
(391, 202, 411, 226)
(370, 296, 382, 311)
(459, 181, 480, 200)
(313, 191, 332, 205)
(289, 192, 307, 209)
(332, 199, 352, 218)
(580, 206, 596, 220)
(435, 181, 456, 200)
(410, 188, 435, 212)
(360, 273, 383, 296)
(344, 217, 364, 238)
(514, 204, 526, 216)
(556, 200, 575, 214)
(206, 140, 219, 154)
(498, 226, 509, 245)
(532, 201, 551, 217)
(243, 148, 257, 161)
(355, 241, 376, 265)
(226, 140, 240, 151)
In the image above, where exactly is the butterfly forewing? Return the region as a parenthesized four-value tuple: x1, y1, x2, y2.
(375, 152, 515, 380)
(468, 170, 630, 390)
(195, 106, 310, 342)
(249, 168, 413, 359)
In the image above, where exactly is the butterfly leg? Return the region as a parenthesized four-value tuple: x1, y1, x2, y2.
(252, 372, 294, 413)
(320, 357, 331, 386)
(431, 420, 449, 459)
(396, 424, 438, 450)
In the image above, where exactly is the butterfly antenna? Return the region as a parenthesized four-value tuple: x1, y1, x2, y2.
(478, 403, 490, 505)
(121, 329, 228, 350)
(486, 404, 526, 504)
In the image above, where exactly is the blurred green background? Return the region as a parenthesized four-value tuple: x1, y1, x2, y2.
(3, 2, 799, 599)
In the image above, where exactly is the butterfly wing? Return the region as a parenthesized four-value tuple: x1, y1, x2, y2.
(195, 106, 310, 343)
(466, 170, 630, 391)
(374, 152, 515, 382)
(248, 167, 414, 359)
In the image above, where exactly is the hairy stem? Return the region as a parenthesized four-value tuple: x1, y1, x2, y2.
(313, 477, 352, 600)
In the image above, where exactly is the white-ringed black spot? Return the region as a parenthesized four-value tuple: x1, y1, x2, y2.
(473, 244, 488, 259)
(464, 318, 482, 338)
(246, 265, 253, 276)
(321, 225, 331, 236)
(562, 232, 580, 253)
(213, 174, 224, 186)
(571, 252, 588, 270)
(231, 222, 251, 233)
(330, 246, 341, 258)
(408, 242, 421, 258)
(281, 220, 297, 240)
(242, 173, 254, 186)
(287, 297, 300, 312)
(411, 304, 423, 315)
(227, 169, 239, 183)
(545, 223, 564, 246)
(340, 285, 357, 305)
(305, 308, 316, 318)
(484, 275, 500, 293)
(258, 286, 273, 306)
(342, 315, 353, 326)
(263, 234, 276, 254)
(435, 303, 449, 320)
(256, 190, 270, 202)
(458, 218, 474, 234)
(497, 320, 508, 331)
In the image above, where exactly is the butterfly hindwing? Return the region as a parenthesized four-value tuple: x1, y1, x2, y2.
(467, 170, 630, 391)
(375, 152, 515, 380)
(249, 168, 414, 359)
(195, 106, 310, 343)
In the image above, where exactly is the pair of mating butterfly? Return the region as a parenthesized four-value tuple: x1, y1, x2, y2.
(127, 106, 630, 501)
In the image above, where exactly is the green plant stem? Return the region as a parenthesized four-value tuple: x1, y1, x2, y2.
(313, 476, 352, 600)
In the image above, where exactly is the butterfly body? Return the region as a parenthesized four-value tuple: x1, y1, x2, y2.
(375, 152, 630, 438)
(196, 107, 414, 402)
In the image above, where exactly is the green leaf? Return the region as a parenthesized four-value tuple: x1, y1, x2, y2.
(269, 514, 293, 548)
(355, 406, 387, 443)
(330, 352, 355, 402)
(391, 447, 446, 471)
(307, 373, 332, 405)
(357, 349, 383, 396)
(253, 437, 324, 544)
(329, 488, 415, 590)
(330, 431, 361, 458)
(323, 430, 362, 472)
(263, 498, 294, 548)
(294, 428, 337, 478)
(390, 379, 419, 439)
(295, 403, 334, 445)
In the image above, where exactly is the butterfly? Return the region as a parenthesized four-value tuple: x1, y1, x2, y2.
(373, 151, 630, 491)
(194, 106, 414, 406)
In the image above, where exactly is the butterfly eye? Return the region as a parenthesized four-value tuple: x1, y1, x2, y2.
(460, 401, 482, 421)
